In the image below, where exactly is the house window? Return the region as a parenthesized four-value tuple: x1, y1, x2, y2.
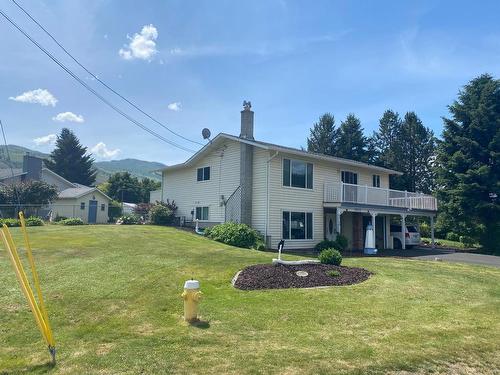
(341, 171, 358, 184)
(197, 166, 210, 181)
(283, 159, 313, 189)
(80, 202, 85, 210)
(282, 211, 313, 240)
(195, 206, 209, 221)
(101, 204, 106, 211)
(373, 175, 381, 188)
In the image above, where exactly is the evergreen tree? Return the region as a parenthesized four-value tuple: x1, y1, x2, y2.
(391, 112, 436, 193)
(371, 110, 402, 168)
(435, 74, 500, 252)
(45, 128, 97, 186)
(106, 172, 142, 203)
(307, 113, 337, 155)
(335, 114, 369, 162)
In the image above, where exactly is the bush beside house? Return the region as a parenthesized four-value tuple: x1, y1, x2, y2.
(205, 222, 264, 249)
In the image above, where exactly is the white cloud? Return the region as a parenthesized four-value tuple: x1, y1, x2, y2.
(33, 134, 57, 146)
(9, 89, 57, 107)
(52, 111, 85, 123)
(91, 142, 120, 160)
(119, 24, 158, 61)
(167, 102, 181, 111)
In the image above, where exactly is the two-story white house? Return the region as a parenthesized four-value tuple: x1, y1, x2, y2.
(157, 103, 437, 250)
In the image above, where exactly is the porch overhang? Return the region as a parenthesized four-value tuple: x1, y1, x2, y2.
(323, 202, 437, 217)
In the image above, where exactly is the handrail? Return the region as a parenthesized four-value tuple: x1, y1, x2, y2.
(324, 182, 437, 211)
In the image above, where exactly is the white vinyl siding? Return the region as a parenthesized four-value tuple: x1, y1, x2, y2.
(162, 140, 241, 224)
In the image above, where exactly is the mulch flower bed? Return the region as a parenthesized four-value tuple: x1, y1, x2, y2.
(233, 263, 372, 290)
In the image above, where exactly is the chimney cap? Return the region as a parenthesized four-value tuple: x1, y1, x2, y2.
(242, 100, 252, 111)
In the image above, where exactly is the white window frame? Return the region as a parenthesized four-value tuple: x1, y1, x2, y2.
(282, 210, 313, 240)
(372, 174, 381, 188)
(282, 158, 313, 190)
(341, 170, 358, 185)
(195, 206, 209, 221)
(196, 166, 211, 182)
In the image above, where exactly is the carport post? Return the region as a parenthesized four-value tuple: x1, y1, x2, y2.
(336, 209, 343, 235)
(371, 212, 377, 249)
(401, 214, 406, 250)
(430, 216, 435, 249)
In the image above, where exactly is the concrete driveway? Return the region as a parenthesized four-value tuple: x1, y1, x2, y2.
(361, 248, 500, 268)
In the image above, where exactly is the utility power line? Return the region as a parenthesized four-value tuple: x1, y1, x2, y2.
(11, 0, 203, 147)
(0, 9, 197, 153)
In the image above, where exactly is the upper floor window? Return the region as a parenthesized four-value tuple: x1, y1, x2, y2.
(283, 158, 313, 189)
(197, 166, 210, 181)
(372, 175, 381, 188)
(341, 171, 358, 185)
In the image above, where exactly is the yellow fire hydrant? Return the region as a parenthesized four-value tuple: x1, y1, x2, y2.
(181, 280, 202, 322)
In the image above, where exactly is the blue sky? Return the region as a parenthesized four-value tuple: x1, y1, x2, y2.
(0, 0, 499, 165)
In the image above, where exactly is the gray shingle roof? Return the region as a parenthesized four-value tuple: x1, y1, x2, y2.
(57, 186, 95, 199)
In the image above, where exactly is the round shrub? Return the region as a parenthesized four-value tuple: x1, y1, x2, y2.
(54, 215, 68, 222)
(314, 240, 337, 253)
(446, 232, 460, 242)
(318, 248, 342, 266)
(150, 205, 175, 225)
(205, 222, 263, 249)
(60, 218, 85, 226)
(116, 215, 140, 225)
(25, 216, 44, 226)
(459, 235, 475, 248)
(335, 234, 348, 251)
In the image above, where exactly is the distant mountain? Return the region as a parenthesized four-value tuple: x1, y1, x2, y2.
(95, 159, 164, 182)
(0, 145, 164, 184)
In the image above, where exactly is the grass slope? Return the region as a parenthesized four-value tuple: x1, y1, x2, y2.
(0, 226, 499, 374)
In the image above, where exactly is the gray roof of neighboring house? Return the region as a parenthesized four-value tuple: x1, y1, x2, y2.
(57, 186, 112, 200)
(161, 133, 403, 175)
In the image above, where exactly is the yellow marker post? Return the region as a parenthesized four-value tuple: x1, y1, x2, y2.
(0, 212, 56, 364)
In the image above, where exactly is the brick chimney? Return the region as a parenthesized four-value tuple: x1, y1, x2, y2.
(23, 154, 43, 181)
(240, 100, 254, 140)
(239, 101, 253, 225)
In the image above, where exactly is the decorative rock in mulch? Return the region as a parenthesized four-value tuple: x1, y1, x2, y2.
(233, 263, 372, 290)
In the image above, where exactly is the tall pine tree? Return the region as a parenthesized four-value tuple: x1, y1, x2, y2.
(371, 110, 402, 168)
(391, 112, 436, 193)
(335, 114, 369, 162)
(307, 113, 337, 155)
(45, 128, 97, 186)
(435, 74, 500, 252)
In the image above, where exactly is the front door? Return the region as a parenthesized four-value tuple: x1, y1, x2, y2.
(88, 200, 98, 224)
(325, 213, 336, 241)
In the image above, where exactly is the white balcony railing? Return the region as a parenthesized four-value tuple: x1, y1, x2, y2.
(324, 182, 437, 211)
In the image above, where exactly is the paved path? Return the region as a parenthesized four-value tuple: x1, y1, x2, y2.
(343, 248, 500, 268)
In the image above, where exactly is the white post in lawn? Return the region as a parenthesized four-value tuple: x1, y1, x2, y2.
(401, 214, 406, 250)
(430, 216, 435, 249)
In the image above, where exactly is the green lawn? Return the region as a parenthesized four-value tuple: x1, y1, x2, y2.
(0, 226, 499, 374)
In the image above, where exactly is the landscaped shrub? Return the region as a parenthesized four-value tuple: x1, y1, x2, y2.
(25, 216, 44, 226)
(134, 203, 153, 217)
(326, 269, 341, 277)
(54, 215, 68, 222)
(314, 234, 348, 253)
(318, 248, 342, 266)
(314, 240, 338, 252)
(334, 234, 348, 251)
(149, 204, 175, 225)
(419, 222, 431, 237)
(116, 215, 141, 225)
(204, 222, 263, 249)
(459, 235, 475, 248)
(0, 218, 20, 227)
(108, 200, 122, 221)
(446, 232, 460, 242)
(60, 218, 85, 226)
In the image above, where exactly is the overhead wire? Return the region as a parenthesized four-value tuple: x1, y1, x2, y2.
(0, 8, 197, 153)
(10, 0, 203, 147)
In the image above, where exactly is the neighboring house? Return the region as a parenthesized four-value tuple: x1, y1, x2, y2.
(122, 202, 137, 215)
(0, 155, 111, 224)
(157, 103, 438, 250)
(149, 189, 162, 203)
